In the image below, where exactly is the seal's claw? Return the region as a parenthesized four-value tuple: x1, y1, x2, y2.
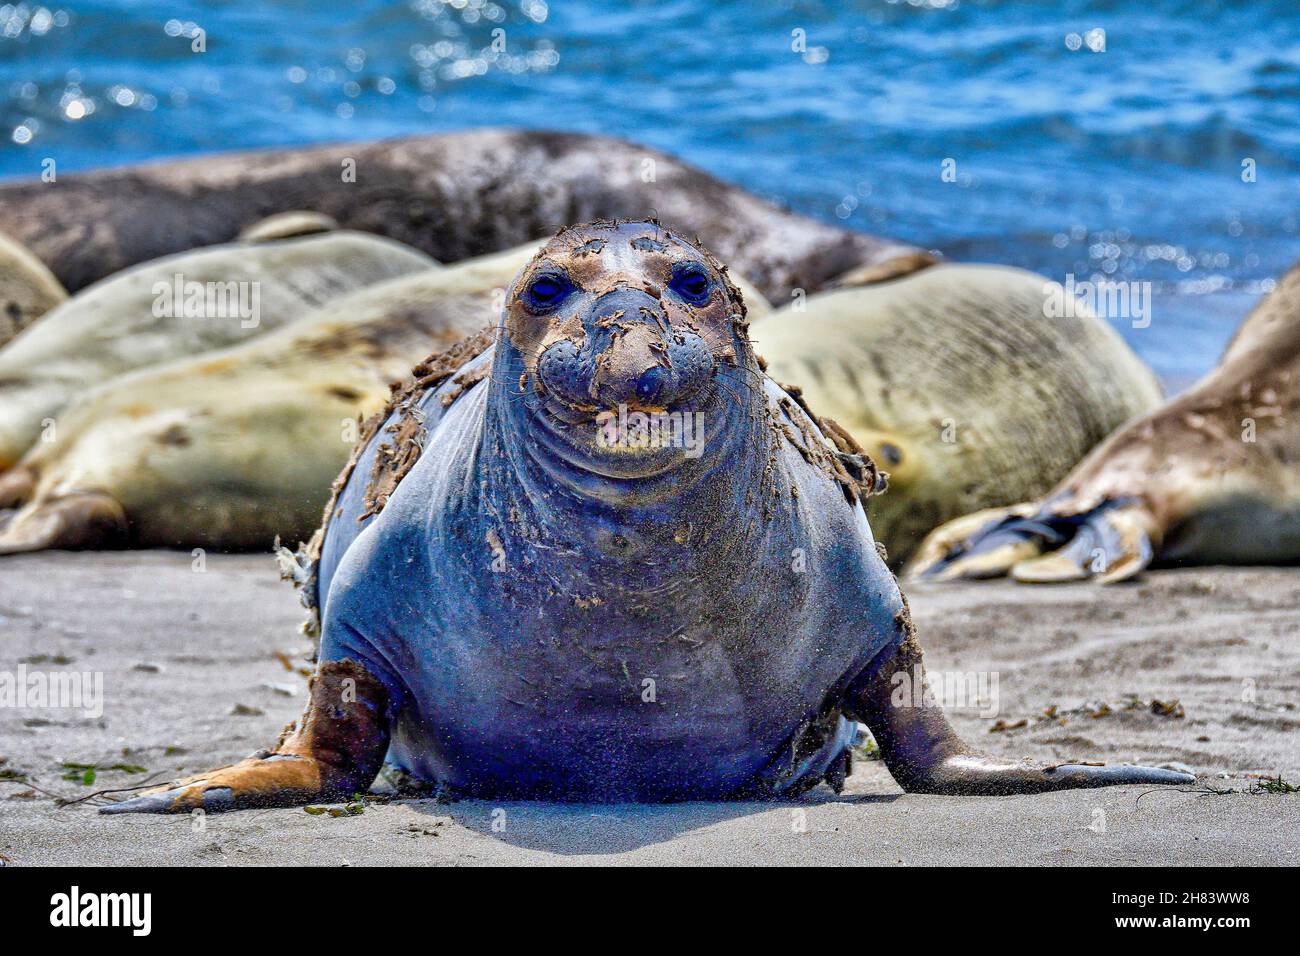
(1042, 763, 1196, 788)
(98, 789, 187, 814)
(98, 757, 324, 814)
(100, 783, 240, 814)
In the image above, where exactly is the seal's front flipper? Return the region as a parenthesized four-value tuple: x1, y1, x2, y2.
(1010, 502, 1155, 584)
(0, 491, 128, 555)
(101, 660, 390, 814)
(846, 629, 1195, 795)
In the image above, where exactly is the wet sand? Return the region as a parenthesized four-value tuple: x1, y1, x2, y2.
(1, 552, 1296, 866)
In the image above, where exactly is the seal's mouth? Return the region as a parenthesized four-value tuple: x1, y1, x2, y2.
(526, 310, 720, 479)
(528, 389, 714, 480)
(492, 223, 756, 488)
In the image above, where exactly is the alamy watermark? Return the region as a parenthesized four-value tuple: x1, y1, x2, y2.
(891, 667, 1000, 718)
(50, 886, 151, 936)
(152, 273, 261, 328)
(596, 404, 705, 458)
(0, 664, 103, 718)
(1043, 274, 1151, 328)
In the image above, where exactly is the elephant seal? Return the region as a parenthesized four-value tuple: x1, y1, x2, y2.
(0, 244, 526, 554)
(0, 240, 768, 555)
(237, 211, 340, 243)
(753, 264, 1163, 565)
(0, 231, 435, 470)
(0, 229, 66, 346)
(907, 259, 1300, 583)
(0, 129, 929, 302)
(102, 220, 1190, 813)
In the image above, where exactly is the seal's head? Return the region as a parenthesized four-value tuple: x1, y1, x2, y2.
(492, 220, 757, 484)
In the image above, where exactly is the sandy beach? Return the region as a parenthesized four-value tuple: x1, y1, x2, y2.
(1, 551, 1295, 866)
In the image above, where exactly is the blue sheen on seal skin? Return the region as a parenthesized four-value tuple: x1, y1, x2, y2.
(100, 220, 1196, 815)
(315, 220, 892, 800)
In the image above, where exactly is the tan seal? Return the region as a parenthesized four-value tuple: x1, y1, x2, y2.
(0, 231, 436, 471)
(0, 228, 66, 346)
(907, 259, 1300, 583)
(753, 263, 1163, 565)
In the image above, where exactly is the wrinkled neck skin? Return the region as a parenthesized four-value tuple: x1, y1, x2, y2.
(477, 333, 780, 588)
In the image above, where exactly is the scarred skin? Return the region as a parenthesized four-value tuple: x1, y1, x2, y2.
(906, 259, 1300, 584)
(103, 221, 1191, 813)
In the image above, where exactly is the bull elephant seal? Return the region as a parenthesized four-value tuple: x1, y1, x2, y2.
(907, 259, 1300, 583)
(0, 239, 768, 555)
(753, 264, 1163, 565)
(0, 229, 66, 346)
(101, 220, 1190, 813)
(0, 129, 928, 302)
(0, 232, 435, 470)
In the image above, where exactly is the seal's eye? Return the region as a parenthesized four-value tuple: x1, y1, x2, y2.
(669, 263, 712, 305)
(523, 273, 574, 311)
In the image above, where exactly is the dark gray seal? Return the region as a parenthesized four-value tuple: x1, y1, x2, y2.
(0, 129, 926, 302)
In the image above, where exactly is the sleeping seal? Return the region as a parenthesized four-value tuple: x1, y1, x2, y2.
(0, 129, 928, 302)
(0, 241, 768, 555)
(907, 259, 1300, 583)
(0, 229, 66, 346)
(753, 264, 1163, 565)
(102, 220, 1190, 812)
(0, 232, 435, 471)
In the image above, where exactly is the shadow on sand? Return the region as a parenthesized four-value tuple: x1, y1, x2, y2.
(402, 789, 899, 856)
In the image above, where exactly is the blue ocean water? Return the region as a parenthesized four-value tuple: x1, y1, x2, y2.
(1, 0, 1297, 384)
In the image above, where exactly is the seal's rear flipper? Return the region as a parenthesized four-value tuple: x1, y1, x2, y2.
(905, 499, 1157, 585)
(1011, 503, 1155, 584)
(101, 660, 390, 814)
(0, 491, 129, 555)
(846, 619, 1195, 795)
(902, 503, 1042, 581)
